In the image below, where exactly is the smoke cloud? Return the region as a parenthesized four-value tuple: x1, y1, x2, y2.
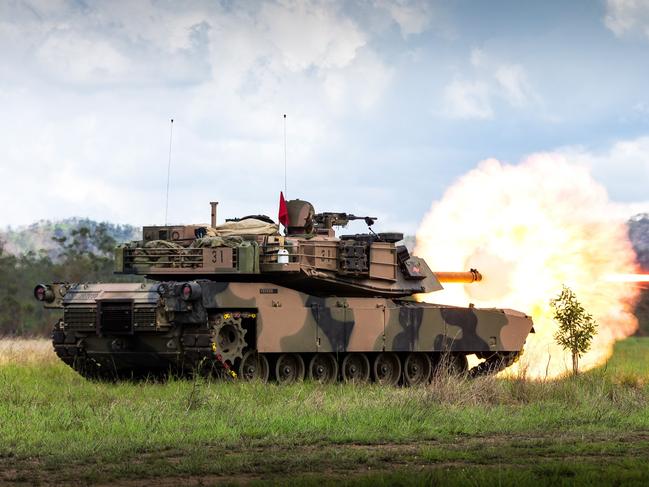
(415, 154, 640, 378)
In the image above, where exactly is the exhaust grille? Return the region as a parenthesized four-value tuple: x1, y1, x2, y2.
(98, 300, 133, 334)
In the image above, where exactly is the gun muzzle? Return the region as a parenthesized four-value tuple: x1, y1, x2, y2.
(434, 269, 482, 283)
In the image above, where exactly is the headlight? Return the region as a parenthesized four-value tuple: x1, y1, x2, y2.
(33, 284, 55, 303)
(180, 282, 202, 301)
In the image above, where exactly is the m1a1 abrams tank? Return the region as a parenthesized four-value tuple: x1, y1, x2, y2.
(34, 199, 534, 385)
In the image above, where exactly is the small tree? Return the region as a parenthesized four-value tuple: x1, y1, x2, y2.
(550, 285, 597, 376)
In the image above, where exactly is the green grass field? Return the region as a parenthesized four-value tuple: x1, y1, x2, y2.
(1, 339, 649, 486)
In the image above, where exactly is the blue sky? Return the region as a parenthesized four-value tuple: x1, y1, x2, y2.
(1, 0, 648, 233)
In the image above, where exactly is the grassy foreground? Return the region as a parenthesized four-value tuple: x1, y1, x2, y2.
(1, 339, 649, 485)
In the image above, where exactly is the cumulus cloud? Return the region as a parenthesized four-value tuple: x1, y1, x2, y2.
(0, 1, 378, 87)
(605, 0, 649, 39)
(493, 64, 538, 108)
(1, 0, 647, 231)
(35, 33, 131, 83)
(323, 49, 394, 111)
(0, 0, 402, 227)
(442, 48, 539, 119)
(374, 0, 433, 37)
(0, 1, 214, 86)
(258, 1, 366, 71)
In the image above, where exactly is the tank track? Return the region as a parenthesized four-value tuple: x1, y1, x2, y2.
(468, 351, 521, 378)
(53, 327, 521, 383)
(54, 351, 174, 381)
(53, 349, 115, 381)
(55, 352, 521, 384)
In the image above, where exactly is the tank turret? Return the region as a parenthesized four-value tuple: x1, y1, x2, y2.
(112, 199, 446, 298)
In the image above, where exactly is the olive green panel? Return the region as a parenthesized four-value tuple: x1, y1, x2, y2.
(384, 305, 444, 352)
(114, 247, 124, 273)
(417, 306, 512, 353)
(203, 282, 259, 309)
(316, 306, 349, 353)
(443, 308, 507, 352)
(237, 243, 260, 273)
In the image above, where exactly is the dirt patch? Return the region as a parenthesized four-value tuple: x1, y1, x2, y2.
(2, 432, 649, 486)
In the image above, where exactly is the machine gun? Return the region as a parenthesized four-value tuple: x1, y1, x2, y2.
(313, 212, 377, 230)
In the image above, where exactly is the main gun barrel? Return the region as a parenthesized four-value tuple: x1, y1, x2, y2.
(434, 269, 482, 284)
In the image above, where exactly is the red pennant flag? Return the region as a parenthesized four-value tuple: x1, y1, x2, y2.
(278, 191, 289, 228)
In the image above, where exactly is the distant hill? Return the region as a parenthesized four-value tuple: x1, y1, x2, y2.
(629, 213, 649, 336)
(0, 218, 141, 260)
(629, 213, 649, 271)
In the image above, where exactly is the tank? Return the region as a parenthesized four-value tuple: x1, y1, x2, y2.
(34, 199, 534, 384)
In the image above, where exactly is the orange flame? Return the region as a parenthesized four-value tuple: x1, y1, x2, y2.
(415, 155, 641, 379)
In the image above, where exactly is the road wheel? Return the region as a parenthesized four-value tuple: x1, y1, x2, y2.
(275, 353, 305, 385)
(238, 351, 270, 382)
(341, 353, 370, 383)
(448, 353, 468, 376)
(403, 352, 432, 386)
(432, 352, 468, 377)
(373, 352, 401, 386)
(308, 353, 338, 384)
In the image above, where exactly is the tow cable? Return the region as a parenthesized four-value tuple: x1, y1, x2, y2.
(211, 342, 238, 379)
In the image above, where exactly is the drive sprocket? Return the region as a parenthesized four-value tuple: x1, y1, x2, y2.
(211, 313, 247, 365)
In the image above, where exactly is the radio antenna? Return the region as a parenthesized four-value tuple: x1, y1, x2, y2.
(283, 114, 287, 198)
(164, 118, 174, 225)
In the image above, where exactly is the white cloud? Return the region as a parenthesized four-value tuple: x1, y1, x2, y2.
(0, 1, 374, 88)
(0, 1, 214, 86)
(323, 49, 393, 111)
(469, 47, 487, 67)
(494, 64, 537, 108)
(375, 0, 432, 37)
(91, 3, 211, 54)
(605, 0, 649, 39)
(442, 79, 493, 119)
(35, 31, 131, 83)
(553, 136, 649, 204)
(0, 1, 402, 227)
(259, 0, 366, 71)
(4, 0, 647, 232)
(441, 48, 540, 119)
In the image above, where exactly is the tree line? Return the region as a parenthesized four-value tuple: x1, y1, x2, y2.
(0, 225, 140, 336)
